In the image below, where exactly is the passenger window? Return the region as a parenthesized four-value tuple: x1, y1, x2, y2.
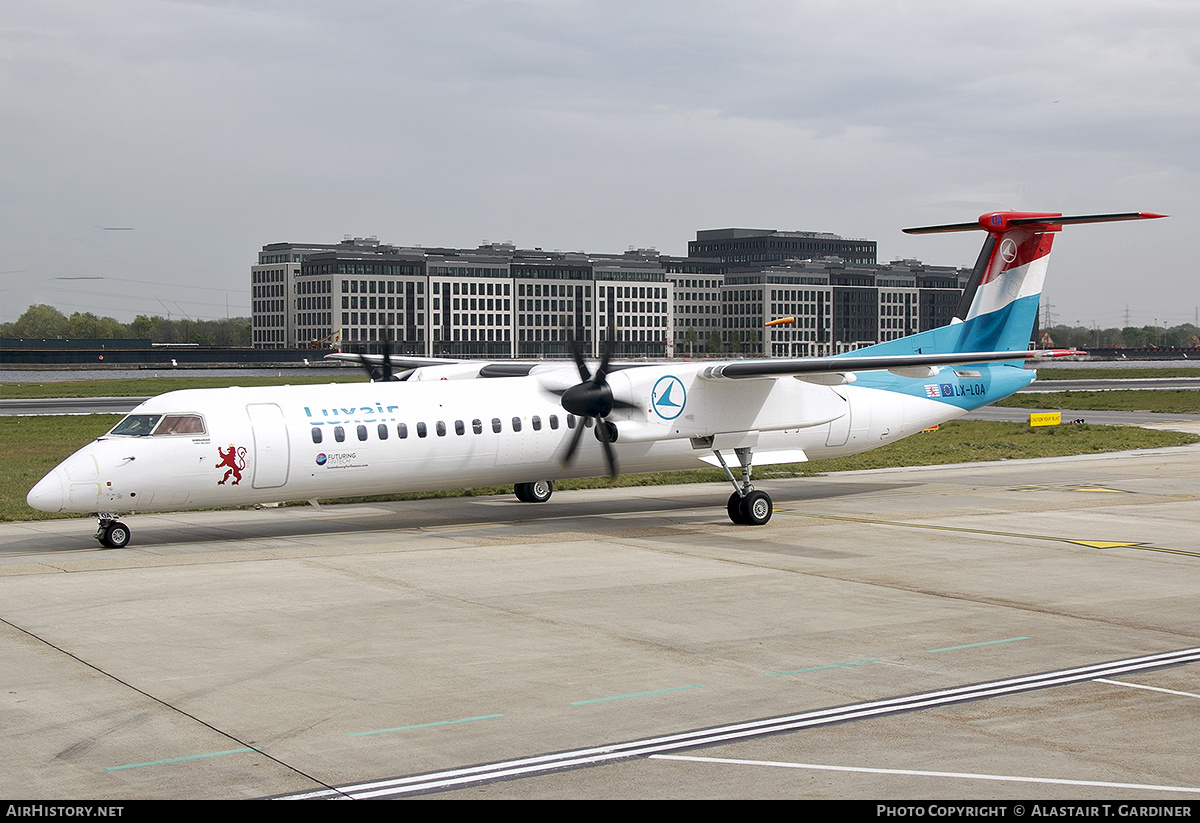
(512, 417, 522, 432)
(312, 427, 323, 444)
(472, 419, 483, 435)
(357, 425, 368, 441)
(455, 420, 465, 436)
(566, 415, 576, 429)
(397, 423, 408, 439)
(436, 421, 446, 437)
(417, 422, 427, 438)
(377, 424, 389, 440)
(334, 426, 345, 442)
(531, 415, 542, 431)
(549, 415, 559, 430)
(492, 418, 502, 433)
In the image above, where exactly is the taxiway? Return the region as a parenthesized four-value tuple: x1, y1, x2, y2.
(1, 446, 1198, 799)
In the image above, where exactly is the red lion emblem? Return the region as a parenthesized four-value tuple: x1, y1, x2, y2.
(216, 445, 247, 485)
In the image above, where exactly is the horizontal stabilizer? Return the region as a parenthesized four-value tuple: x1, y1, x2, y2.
(904, 211, 1166, 235)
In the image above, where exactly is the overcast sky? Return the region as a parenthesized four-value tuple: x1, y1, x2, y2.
(2, 0, 1197, 329)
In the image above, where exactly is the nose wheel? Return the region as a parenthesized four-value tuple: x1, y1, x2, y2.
(95, 516, 131, 549)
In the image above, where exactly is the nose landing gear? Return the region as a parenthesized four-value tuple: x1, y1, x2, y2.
(95, 515, 131, 548)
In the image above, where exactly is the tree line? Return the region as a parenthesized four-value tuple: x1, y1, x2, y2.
(1041, 323, 1200, 350)
(1, 305, 253, 347)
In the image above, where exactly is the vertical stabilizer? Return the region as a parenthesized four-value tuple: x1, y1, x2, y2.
(902, 211, 1166, 353)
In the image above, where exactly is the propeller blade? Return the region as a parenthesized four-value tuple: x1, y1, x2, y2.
(558, 416, 588, 467)
(595, 322, 616, 383)
(379, 330, 393, 383)
(567, 327, 590, 382)
(595, 419, 618, 478)
(353, 349, 379, 382)
(556, 321, 621, 480)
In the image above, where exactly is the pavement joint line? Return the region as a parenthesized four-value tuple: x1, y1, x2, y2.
(0, 612, 350, 798)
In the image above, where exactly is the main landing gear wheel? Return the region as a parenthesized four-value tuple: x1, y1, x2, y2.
(713, 446, 773, 526)
(727, 490, 773, 525)
(727, 492, 745, 525)
(514, 480, 553, 503)
(97, 520, 131, 548)
(738, 490, 773, 526)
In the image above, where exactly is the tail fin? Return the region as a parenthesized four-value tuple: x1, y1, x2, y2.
(903, 211, 1166, 352)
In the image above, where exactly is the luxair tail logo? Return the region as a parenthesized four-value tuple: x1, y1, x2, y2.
(216, 445, 247, 485)
(651, 375, 686, 420)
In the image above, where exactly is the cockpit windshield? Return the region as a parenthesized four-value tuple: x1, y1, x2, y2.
(108, 414, 206, 437)
(109, 414, 162, 436)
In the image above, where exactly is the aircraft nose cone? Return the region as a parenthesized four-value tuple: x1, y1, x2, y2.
(27, 469, 66, 513)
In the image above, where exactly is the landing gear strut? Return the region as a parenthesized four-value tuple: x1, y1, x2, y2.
(713, 448, 773, 526)
(514, 480, 553, 503)
(95, 514, 131, 548)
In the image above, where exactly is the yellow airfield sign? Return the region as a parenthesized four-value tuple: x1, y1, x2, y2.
(1030, 412, 1062, 427)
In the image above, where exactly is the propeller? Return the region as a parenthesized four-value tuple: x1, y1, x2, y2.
(353, 330, 398, 382)
(556, 326, 634, 478)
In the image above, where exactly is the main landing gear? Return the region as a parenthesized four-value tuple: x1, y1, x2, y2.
(95, 514, 131, 548)
(514, 480, 553, 503)
(713, 448, 773, 526)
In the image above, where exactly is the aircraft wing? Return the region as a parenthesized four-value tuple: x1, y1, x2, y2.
(697, 349, 1075, 380)
(323, 352, 645, 379)
(325, 352, 465, 369)
(327, 348, 1079, 382)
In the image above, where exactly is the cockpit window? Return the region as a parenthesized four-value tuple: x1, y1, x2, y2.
(109, 414, 162, 437)
(108, 413, 206, 437)
(153, 414, 207, 436)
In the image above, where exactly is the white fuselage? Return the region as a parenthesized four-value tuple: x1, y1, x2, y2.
(27, 361, 976, 515)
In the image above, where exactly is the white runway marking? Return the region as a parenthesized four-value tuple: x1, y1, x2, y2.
(1094, 677, 1200, 700)
(276, 646, 1200, 799)
(649, 754, 1200, 795)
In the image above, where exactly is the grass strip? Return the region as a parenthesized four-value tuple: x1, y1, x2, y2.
(996, 390, 1200, 414)
(1, 373, 363, 398)
(1034, 367, 1200, 380)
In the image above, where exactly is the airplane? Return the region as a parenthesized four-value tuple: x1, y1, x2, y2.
(27, 210, 1165, 548)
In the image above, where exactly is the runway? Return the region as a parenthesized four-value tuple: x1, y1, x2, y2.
(2, 445, 1199, 799)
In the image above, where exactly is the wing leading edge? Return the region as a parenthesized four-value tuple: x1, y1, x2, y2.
(698, 349, 1078, 380)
